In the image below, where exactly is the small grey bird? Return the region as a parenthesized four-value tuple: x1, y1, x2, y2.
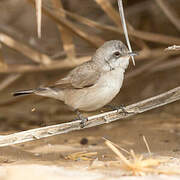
(14, 40, 136, 114)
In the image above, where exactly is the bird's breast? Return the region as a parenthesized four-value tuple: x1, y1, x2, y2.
(64, 68, 125, 111)
(95, 68, 124, 97)
(76, 68, 124, 111)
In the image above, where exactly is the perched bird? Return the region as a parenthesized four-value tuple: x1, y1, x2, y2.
(13, 40, 136, 124)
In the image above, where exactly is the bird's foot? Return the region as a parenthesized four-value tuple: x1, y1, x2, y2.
(105, 104, 130, 115)
(79, 118, 88, 128)
(75, 110, 88, 128)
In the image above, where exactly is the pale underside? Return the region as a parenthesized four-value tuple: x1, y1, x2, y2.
(36, 66, 125, 111)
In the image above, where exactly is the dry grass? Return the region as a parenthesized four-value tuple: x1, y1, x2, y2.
(90, 139, 180, 176)
(66, 151, 97, 161)
(35, 0, 42, 38)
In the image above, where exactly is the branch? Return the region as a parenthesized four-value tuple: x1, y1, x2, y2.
(53, 6, 180, 46)
(0, 33, 52, 65)
(0, 86, 179, 147)
(0, 74, 21, 91)
(151, 56, 180, 72)
(51, 0, 76, 61)
(155, 0, 180, 32)
(28, 0, 104, 48)
(165, 45, 180, 51)
(0, 56, 90, 74)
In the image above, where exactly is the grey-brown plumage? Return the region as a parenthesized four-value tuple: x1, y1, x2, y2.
(55, 61, 100, 89)
(13, 40, 136, 112)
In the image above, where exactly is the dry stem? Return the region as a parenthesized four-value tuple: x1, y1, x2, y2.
(155, 0, 180, 31)
(35, 0, 42, 38)
(0, 86, 179, 147)
(51, 0, 76, 61)
(0, 33, 52, 65)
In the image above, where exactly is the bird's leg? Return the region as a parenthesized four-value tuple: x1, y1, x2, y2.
(105, 104, 130, 115)
(75, 110, 88, 128)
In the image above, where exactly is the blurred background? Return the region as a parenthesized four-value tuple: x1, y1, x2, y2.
(0, 0, 179, 132)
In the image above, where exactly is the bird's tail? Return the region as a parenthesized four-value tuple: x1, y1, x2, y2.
(13, 89, 35, 96)
(13, 87, 64, 101)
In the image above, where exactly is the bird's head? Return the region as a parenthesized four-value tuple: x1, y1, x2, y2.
(92, 40, 136, 71)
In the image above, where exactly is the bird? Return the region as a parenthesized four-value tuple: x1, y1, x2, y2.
(13, 40, 136, 125)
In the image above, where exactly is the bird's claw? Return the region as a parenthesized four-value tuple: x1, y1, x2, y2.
(75, 110, 88, 128)
(79, 118, 88, 128)
(106, 104, 130, 115)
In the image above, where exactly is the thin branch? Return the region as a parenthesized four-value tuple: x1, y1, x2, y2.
(35, 0, 42, 38)
(51, 0, 76, 61)
(165, 45, 180, 51)
(0, 43, 7, 69)
(0, 47, 179, 74)
(94, 0, 180, 46)
(0, 74, 21, 91)
(126, 56, 167, 80)
(155, 0, 180, 32)
(55, 7, 180, 46)
(0, 33, 52, 65)
(118, 0, 135, 65)
(0, 46, 179, 74)
(137, 47, 180, 60)
(0, 86, 179, 147)
(0, 56, 90, 74)
(132, 29, 180, 46)
(94, 0, 133, 30)
(0, 24, 48, 53)
(151, 56, 180, 72)
(52, 7, 147, 49)
(28, 0, 104, 48)
(95, 0, 147, 50)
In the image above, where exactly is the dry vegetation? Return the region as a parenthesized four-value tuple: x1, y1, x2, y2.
(0, 0, 180, 179)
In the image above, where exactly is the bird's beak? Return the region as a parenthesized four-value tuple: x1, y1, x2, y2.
(127, 51, 138, 66)
(127, 51, 138, 57)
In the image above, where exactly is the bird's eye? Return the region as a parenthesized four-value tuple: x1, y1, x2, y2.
(114, 51, 120, 57)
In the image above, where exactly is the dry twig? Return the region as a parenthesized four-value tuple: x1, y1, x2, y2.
(51, 0, 76, 61)
(117, 0, 135, 65)
(0, 86, 179, 147)
(0, 44, 7, 69)
(35, 0, 42, 38)
(28, 0, 104, 48)
(0, 56, 90, 74)
(0, 47, 179, 75)
(0, 33, 52, 65)
(105, 139, 180, 175)
(165, 45, 180, 51)
(142, 136, 151, 156)
(0, 24, 47, 53)
(152, 56, 180, 72)
(95, 0, 133, 30)
(52, 7, 180, 46)
(126, 56, 167, 80)
(155, 0, 180, 31)
(0, 74, 21, 91)
(95, 0, 147, 50)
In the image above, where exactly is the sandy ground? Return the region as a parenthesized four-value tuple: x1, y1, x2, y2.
(0, 101, 180, 179)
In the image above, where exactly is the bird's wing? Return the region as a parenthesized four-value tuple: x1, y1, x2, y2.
(53, 61, 101, 89)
